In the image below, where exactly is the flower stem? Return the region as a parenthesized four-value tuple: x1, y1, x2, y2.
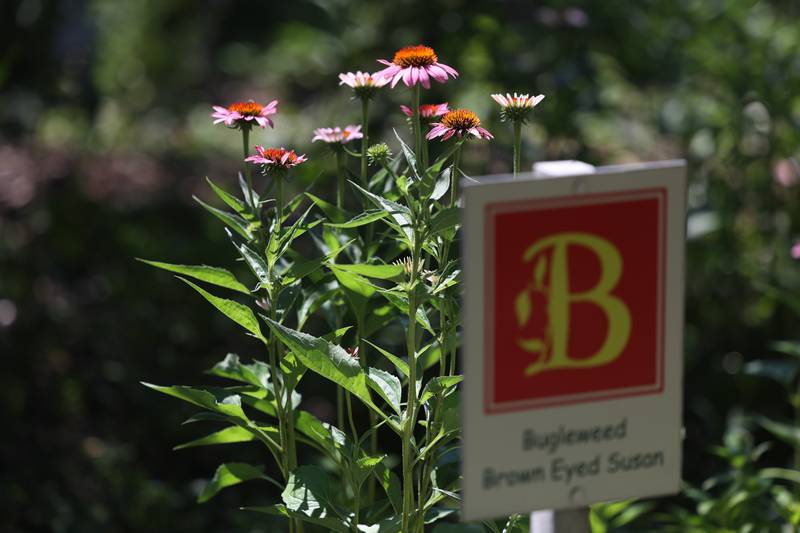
(360, 98, 370, 187)
(412, 84, 422, 174)
(449, 144, 462, 208)
(336, 150, 346, 209)
(512, 119, 522, 178)
(275, 173, 284, 239)
(241, 128, 257, 212)
(401, 234, 422, 533)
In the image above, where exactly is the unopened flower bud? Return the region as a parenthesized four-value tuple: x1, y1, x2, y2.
(367, 143, 392, 166)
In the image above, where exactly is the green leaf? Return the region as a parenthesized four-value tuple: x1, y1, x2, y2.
(394, 129, 420, 181)
(743, 358, 798, 386)
(333, 263, 404, 280)
(137, 259, 250, 295)
(232, 240, 271, 292)
(365, 341, 409, 378)
(430, 169, 450, 201)
(350, 182, 412, 240)
(306, 192, 348, 224)
(366, 367, 402, 415)
(174, 425, 257, 450)
(771, 341, 800, 359)
(373, 462, 403, 514)
(207, 353, 271, 388)
(282, 465, 344, 519)
(179, 277, 265, 341)
(757, 416, 800, 447)
(419, 375, 463, 405)
(194, 195, 253, 240)
(325, 209, 387, 228)
(142, 383, 248, 420)
(262, 317, 373, 406)
(198, 462, 271, 503)
(245, 504, 350, 532)
(206, 176, 249, 217)
(430, 207, 460, 234)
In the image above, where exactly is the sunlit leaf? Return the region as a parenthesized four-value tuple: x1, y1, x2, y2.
(137, 259, 250, 294)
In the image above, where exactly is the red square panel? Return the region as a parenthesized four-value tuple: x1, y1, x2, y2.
(484, 189, 666, 413)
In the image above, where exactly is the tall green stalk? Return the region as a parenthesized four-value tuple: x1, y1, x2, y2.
(512, 119, 522, 178)
(401, 232, 422, 533)
(241, 128, 258, 212)
(412, 85, 422, 174)
(336, 150, 346, 209)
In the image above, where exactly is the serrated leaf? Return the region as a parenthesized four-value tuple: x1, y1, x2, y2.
(306, 192, 348, 223)
(206, 176, 249, 217)
(262, 317, 373, 407)
(195, 195, 253, 240)
(232, 240, 271, 292)
(174, 425, 257, 450)
(431, 169, 450, 201)
(373, 461, 403, 514)
(142, 383, 248, 420)
(333, 263, 404, 280)
(394, 129, 420, 181)
(179, 277, 265, 341)
(366, 367, 402, 415)
(198, 462, 269, 503)
(207, 353, 271, 389)
(430, 207, 460, 234)
(325, 210, 387, 228)
(419, 375, 463, 405)
(245, 504, 350, 532)
(350, 182, 412, 240)
(365, 341, 409, 377)
(282, 465, 342, 518)
(138, 259, 250, 294)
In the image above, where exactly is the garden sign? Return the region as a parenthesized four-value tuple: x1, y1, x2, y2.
(461, 160, 687, 521)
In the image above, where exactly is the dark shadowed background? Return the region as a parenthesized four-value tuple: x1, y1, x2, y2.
(3, 0, 800, 531)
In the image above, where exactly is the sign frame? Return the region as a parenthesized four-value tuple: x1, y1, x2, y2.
(460, 160, 687, 521)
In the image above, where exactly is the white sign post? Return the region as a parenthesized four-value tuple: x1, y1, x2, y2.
(460, 160, 687, 524)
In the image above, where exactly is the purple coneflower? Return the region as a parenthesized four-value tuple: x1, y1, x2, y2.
(400, 103, 449, 121)
(245, 147, 307, 170)
(491, 93, 545, 177)
(338, 71, 388, 100)
(211, 100, 278, 129)
(375, 45, 458, 89)
(312, 125, 363, 145)
(427, 109, 493, 141)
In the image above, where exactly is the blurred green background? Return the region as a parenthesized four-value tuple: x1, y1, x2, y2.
(3, 0, 800, 531)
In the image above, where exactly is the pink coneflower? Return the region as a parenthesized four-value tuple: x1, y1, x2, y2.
(427, 109, 493, 141)
(376, 45, 458, 89)
(312, 125, 363, 145)
(338, 71, 388, 100)
(245, 146, 307, 171)
(211, 100, 278, 129)
(400, 103, 449, 121)
(491, 93, 545, 123)
(792, 242, 800, 259)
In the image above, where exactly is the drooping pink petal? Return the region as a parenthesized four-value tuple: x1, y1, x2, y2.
(418, 67, 430, 89)
(426, 65, 448, 83)
(400, 105, 413, 117)
(402, 68, 414, 87)
(792, 242, 800, 259)
(436, 62, 459, 77)
(391, 70, 405, 88)
(442, 129, 456, 141)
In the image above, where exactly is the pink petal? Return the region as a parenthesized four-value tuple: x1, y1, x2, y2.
(442, 129, 456, 141)
(426, 65, 448, 83)
(400, 105, 413, 117)
(402, 68, 414, 87)
(419, 68, 431, 89)
(436, 62, 459, 77)
(391, 70, 404, 88)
